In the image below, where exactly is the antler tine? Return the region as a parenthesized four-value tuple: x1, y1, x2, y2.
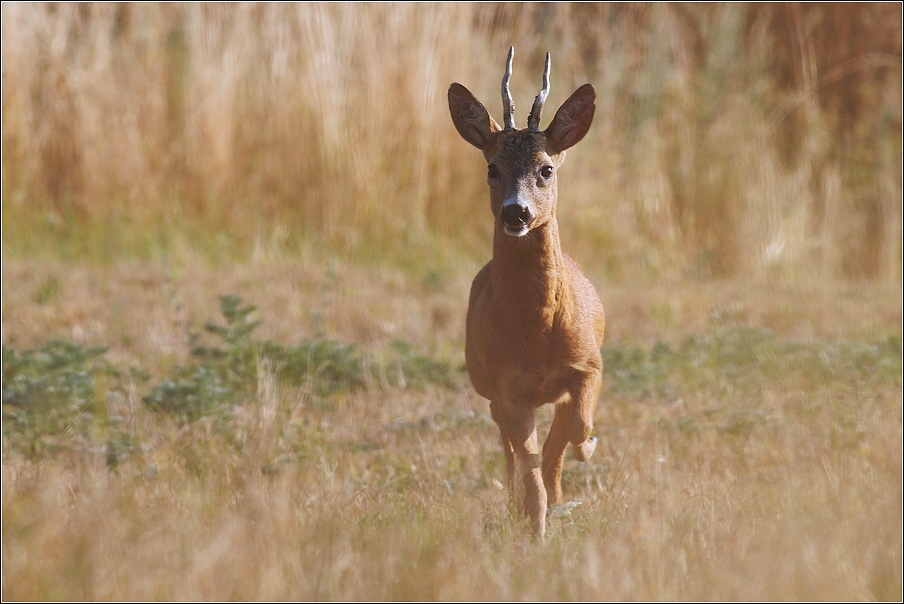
(527, 53, 550, 131)
(501, 46, 516, 131)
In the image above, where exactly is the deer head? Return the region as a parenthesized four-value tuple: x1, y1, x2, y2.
(448, 47, 596, 238)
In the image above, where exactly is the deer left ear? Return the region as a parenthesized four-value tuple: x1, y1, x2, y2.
(448, 83, 502, 151)
(545, 84, 595, 155)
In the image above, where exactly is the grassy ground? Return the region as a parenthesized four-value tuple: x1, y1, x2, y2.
(2, 258, 901, 600)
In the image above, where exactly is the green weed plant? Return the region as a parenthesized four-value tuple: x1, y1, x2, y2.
(4, 298, 899, 463)
(602, 327, 901, 401)
(3, 294, 458, 460)
(2, 340, 117, 459)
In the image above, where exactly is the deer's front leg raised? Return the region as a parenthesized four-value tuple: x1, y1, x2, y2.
(541, 370, 600, 506)
(569, 369, 601, 462)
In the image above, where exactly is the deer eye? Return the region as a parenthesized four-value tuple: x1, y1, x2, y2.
(539, 165, 554, 179)
(487, 164, 500, 180)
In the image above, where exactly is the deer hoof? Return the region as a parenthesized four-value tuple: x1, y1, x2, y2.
(573, 436, 597, 462)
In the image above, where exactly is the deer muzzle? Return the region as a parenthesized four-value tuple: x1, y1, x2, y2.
(501, 201, 533, 237)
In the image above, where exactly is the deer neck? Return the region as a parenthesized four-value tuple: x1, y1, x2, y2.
(491, 217, 565, 325)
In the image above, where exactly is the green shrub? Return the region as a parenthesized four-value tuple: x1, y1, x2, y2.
(2, 340, 114, 459)
(602, 328, 902, 401)
(144, 294, 455, 422)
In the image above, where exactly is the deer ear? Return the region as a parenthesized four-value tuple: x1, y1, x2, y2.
(545, 84, 595, 154)
(448, 83, 501, 151)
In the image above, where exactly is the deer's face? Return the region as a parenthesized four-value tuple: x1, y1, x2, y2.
(485, 131, 562, 238)
(448, 52, 595, 238)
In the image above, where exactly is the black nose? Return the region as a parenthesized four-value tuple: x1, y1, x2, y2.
(501, 204, 531, 228)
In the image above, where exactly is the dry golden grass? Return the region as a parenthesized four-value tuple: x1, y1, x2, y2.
(2, 3, 901, 278)
(3, 258, 899, 366)
(2, 258, 902, 600)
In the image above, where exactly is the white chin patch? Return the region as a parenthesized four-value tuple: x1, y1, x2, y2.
(503, 225, 530, 237)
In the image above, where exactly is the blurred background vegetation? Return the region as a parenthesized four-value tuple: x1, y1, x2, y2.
(2, 3, 901, 280)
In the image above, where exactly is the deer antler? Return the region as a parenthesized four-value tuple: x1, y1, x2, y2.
(527, 53, 550, 131)
(501, 46, 516, 131)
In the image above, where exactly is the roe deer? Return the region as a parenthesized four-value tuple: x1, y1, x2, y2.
(448, 48, 604, 538)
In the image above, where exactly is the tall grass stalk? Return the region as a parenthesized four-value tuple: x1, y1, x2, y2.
(2, 4, 900, 278)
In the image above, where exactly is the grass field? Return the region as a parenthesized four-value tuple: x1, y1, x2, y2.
(2, 3, 902, 601)
(2, 259, 901, 600)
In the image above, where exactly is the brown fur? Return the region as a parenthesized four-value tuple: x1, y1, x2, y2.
(449, 75, 603, 538)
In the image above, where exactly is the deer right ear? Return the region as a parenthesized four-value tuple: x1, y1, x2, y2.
(545, 83, 596, 155)
(448, 83, 501, 151)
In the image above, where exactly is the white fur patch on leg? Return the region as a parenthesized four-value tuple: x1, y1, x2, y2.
(573, 435, 597, 462)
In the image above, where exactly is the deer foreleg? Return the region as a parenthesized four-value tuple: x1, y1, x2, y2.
(542, 403, 571, 506)
(490, 400, 515, 498)
(500, 401, 546, 538)
(569, 370, 601, 462)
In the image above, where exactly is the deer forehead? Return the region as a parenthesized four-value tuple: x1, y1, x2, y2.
(488, 131, 556, 173)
